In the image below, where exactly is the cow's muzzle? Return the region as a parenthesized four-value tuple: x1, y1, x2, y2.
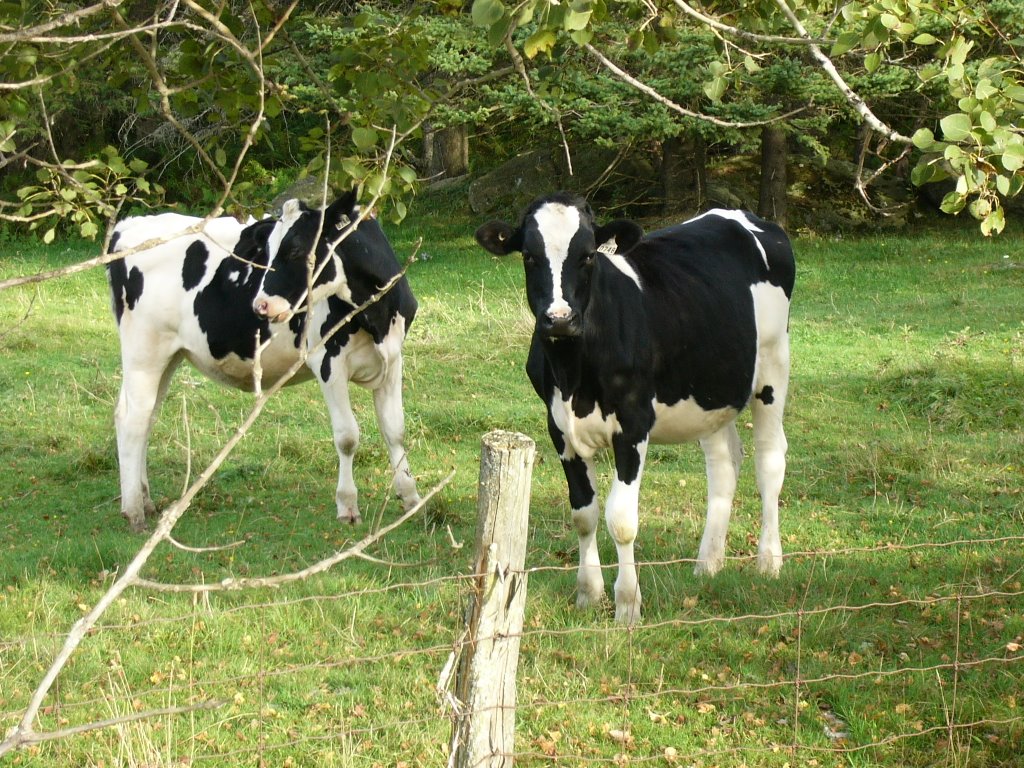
(253, 295, 293, 324)
(540, 310, 582, 339)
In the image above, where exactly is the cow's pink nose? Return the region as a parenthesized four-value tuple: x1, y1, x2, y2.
(254, 299, 269, 317)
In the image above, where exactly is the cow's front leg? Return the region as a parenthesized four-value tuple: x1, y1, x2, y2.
(371, 354, 420, 512)
(695, 422, 741, 576)
(608, 434, 648, 624)
(566, 454, 603, 609)
(316, 366, 361, 524)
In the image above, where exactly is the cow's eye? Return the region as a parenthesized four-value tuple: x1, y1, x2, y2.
(582, 251, 596, 265)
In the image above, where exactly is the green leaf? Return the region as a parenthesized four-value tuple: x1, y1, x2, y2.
(80, 220, 99, 239)
(939, 113, 972, 142)
(352, 127, 378, 150)
(471, 0, 505, 28)
(911, 32, 938, 45)
(1000, 144, 1024, 172)
(563, 8, 591, 31)
(864, 51, 882, 73)
(996, 174, 1011, 196)
(42, 227, 55, 244)
(911, 127, 935, 150)
(703, 76, 727, 102)
(524, 28, 556, 58)
(397, 165, 418, 185)
(831, 31, 861, 56)
(215, 146, 227, 167)
(911, 162, 938, 187)
(569, 28, 593, 45)
(940, 190, 966, 214)
(980, 205, 1005, 236)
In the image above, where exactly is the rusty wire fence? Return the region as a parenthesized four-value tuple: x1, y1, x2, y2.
(3, 530, 1022, 767)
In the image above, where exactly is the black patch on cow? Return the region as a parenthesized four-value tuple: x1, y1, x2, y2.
(756, 385, 775, 405)
(192, 219, 277, 361)
(319, 294, 360, 382)
(182, 241, 209, 291)
(107, 256, 145, 324)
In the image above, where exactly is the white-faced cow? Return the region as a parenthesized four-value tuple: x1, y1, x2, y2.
(476, 192, 795, 623)
(106, 190, 420, 532)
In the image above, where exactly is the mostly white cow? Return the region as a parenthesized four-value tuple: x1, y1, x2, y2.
(107, 191, 420, 532)
(476, 193, 795, 623)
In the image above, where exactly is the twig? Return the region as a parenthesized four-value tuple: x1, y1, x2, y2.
(134, 469, 455, 593)
(771, 0, 912, 144)
(584, 44, 807, 129)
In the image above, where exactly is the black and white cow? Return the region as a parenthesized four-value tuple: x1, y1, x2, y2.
(476, 192, 795, 623)
(107, 190, 420, 532)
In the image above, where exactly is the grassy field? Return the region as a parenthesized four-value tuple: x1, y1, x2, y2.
(1, 196, 1023, 767)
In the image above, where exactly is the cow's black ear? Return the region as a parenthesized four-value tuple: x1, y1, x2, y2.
(594, 219, 644, 254)
(327, 188, 359, 224)
(475, 221, 520, 256)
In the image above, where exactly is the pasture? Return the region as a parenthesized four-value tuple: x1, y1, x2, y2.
(1, 197, 1022, 767)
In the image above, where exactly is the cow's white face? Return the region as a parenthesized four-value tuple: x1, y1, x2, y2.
(520, 200, 596, 338)
(475, 192, 645, 340)
(253, 197, 354, 324)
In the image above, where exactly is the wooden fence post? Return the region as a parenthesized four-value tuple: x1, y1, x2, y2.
(448, 430, 535, 768)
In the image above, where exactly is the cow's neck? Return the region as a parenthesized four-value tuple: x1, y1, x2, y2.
(540, 336, 586, 396)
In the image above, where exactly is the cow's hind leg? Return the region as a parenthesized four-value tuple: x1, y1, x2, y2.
(115, 348, 181, 532)
(694, 421, 742, 577)
(371, 356, 420, 512)
(752, 339, 790, 577)
(318, 371, 362, 524)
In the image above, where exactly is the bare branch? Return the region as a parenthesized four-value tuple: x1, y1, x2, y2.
(6, 700, 226, 749)
(134, 470, 454, 593)
(669, 0, 831, 46)
(584, 44, 807, 129)
(771, 0, 912, 144)
(0, 0, 124, 44)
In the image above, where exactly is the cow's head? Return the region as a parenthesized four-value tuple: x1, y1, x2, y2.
(253, 191, 360, 323)
(476, 192, 643, 339)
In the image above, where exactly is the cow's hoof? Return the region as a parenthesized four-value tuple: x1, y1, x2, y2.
(614, 600, 642, 626)
(575, 589, 607, 611)
(757, 551, 783, 577)
(693, 557, 724, 577)
(337, 509, 362, 525)
(125, 516, 148, 534)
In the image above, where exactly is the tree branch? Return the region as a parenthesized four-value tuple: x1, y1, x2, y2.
(584, 44, 807, 129)
(771, 0, 912, 144)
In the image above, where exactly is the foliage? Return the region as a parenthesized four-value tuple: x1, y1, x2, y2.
(470, 0, 1024, 234)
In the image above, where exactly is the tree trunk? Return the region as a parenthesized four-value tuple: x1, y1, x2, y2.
(758, 124, 788, 226)
(424, 123, 469, 181)
(661, 132, 707, 214)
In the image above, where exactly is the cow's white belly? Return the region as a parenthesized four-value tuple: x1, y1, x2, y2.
(649, 398, 738, 444)
(550, 389, 740, 458)
(185, 327, 309, 392)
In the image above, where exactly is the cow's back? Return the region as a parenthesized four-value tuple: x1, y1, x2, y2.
(620, 211, 793, 412)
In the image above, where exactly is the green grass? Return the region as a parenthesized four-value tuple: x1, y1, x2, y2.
(1, 202, 1023, 767)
